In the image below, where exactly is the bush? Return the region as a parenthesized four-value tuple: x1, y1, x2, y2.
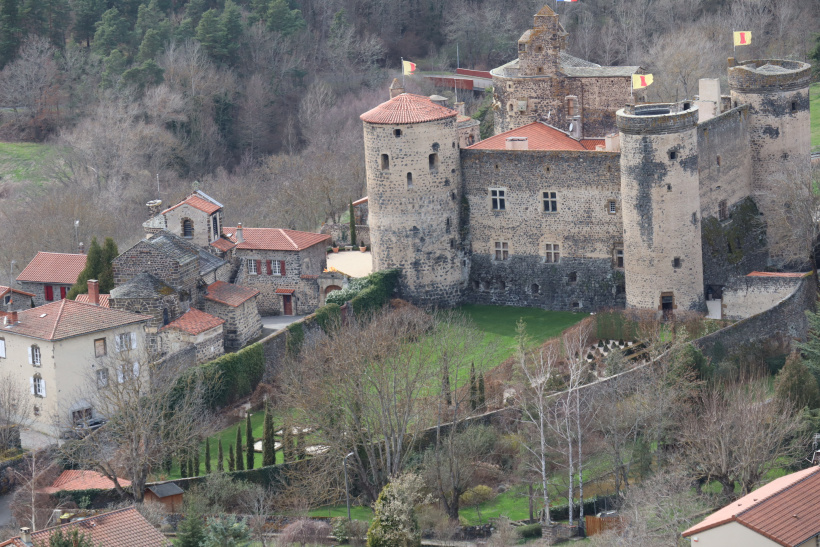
(517, 523, 541, 539)
(198, 343, 265, 409)
(282, 519, 331, 546)
(315, 303, 341, 332)
(323, 269, 400, 314)
(286, 322, 305, 355)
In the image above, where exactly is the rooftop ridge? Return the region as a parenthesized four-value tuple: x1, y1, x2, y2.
(736, 467, 820, 519)
(49, 298, 67, 340)
(280, 229, 298, 250)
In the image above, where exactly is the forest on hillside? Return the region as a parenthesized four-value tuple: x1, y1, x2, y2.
(0, 0, 817, 271)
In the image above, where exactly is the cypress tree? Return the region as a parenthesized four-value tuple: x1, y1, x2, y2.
(193, 450, 200, 477)
(469, 362, 478, 411)
(228, 444, 235, 472)
(263, 408, 275, 466)
(180, 456, 188, 478)
(246, 414, 254, 470)
(163, 455, 172, 474)
(66, 237, 103, 299)
(217, 439, 224, 472)
(282, 420, 293, 463)
(235, 426, 244, 471)
(349, 201, 357, 247)
(478, 372, 486, 408)
(98, 237, 119, 293)
(205, 439, 212, 474)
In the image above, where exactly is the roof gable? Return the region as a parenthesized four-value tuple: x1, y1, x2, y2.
(17, 252, 87, 285)
(360, 93, 458, 125)
(223, 227, 329, 251)
(162, 191, 223, 215)
(161, 308, 224, 335)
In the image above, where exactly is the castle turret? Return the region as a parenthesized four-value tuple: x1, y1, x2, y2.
(360, 93, 464, 307)
(617, 103, 704, 313)
(728, 59, 812, 260)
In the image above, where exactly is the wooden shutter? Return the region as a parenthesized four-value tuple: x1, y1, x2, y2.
(30, 377, 34, 394)
(266, 260, 272, 275)
(133, 362, 140, 378)
(44, 286, 53, 301)
(280, 261, 286, 276)
(255, 260, 262, 275)
(130, 332, 137, 349)
(0, 339, 5, 358)
(60, 286, 67, 299)
(41, 379, 46, 398)
(28, 346, 32, 364)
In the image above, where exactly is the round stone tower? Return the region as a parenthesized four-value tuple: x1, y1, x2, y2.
(728, 59, 812, 260)
(617, 103, 704, 313)
(360, 93, 464, 307)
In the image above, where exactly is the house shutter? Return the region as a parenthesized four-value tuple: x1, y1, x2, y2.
(41, 379, 46, 398)
(28, 346, 32, 364)
(117, 368, 125, 383)
(30, 377, 34, 394)
(255, 260, 262, 275)
(133, 362, 140, 378)
(266, 260, 272, 275)
(0, 339, 5, 358)
(44, 286, 53, 301)
(130, 332, 137, 349)
(280, 261, 286, 276)
(60, 286, 67, 299)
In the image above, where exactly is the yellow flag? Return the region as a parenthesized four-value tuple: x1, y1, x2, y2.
(632, 74, 654, 90)
(733, 31, 751, 46)
(402, 60, 416, 76)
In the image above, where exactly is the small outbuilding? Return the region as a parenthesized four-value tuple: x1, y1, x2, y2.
(144, 482, 185, 513)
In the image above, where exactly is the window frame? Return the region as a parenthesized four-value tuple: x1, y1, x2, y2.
(545, 243, 560, 264)
(542, 191, 558, 213)
(270, 260, 282, 276)
(490, 188, 506, 211)
(96, 368, 109, 388)
(247, 258, 258, 275)
(718, 200, 729, 221)
(614, 247, 624, 269)
(94, 338, 107, 358)
(182, 218, 194, 238)
(608, 200, 617, 214)
(32, 374, 45, 397)
(0, 337, 5, 359)
(30, 345, 41, 367)
(494, 241, 509, 261)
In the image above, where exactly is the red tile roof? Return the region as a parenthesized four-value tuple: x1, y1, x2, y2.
(17, 252, 87, 285)
(683, 466, 820, 546)
(581, 139, 605, 150)
(3, 300, 150, 341)
(352, 196, 368, 206)
(40, 470, 131, 494)
(74, 293, 110, 307)
(210, 237, 237, 252)
(0, 285, 35, 298)
(223, 227, 330, 251)
(1, 506, 170, 547)
(161, 308, 225, 335)
(162, 192, 222, 215)
(205, 281, 259, 307)
(275, 288, 296, 294)
(747, 271, 811, 278)
(360, 93, 458, 125)
(467, 122, 591, 151)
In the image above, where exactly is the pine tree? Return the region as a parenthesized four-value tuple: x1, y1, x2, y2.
(176, 502, 206, 547)
(217, 439, 224, 472)
(195, 8, 222, 59)
(469, 362, 478, 411)
(92, 7, 131, 57)
(71, 0, 103, 47)
(98, 237, 118, 293)
(0, 0, 20, 68)
(205, 439, 212, 474)
(235, 426, 244, 471)
(478, 372, 486, 408)
(246, 414, 254, 470)
(220, 0, 242, 62)
(263, 407, 275, 466)
(67, 237, 103, 299)
(776, 353, 820, 410)
(228, 444, 235, 471)
(265, 0, 305, 35)
(349, 201, 357, 247)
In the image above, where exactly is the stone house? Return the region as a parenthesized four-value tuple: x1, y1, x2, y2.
(0, 300, 151, 437)
(160, 308, 224, 364)
(0, 285, 35, 311)
(220, 226, 330, 316)
(109, 273, 182, 334)
(143, 190, 225, 249)
(202, 281, 261, 350)
(16, 252, 87, 306)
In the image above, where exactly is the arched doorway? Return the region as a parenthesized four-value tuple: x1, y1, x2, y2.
(325, 285, 342, 295)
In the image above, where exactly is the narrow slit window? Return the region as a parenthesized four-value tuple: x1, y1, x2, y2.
(429, 153, 439, 170)
(406, 172, 413, 188)
(380, 154, 389, 170)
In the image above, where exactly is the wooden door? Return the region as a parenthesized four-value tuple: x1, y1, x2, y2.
(283, 295, 293, 315)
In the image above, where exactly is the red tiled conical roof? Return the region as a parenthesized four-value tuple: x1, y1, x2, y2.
(360, 93, 457, 125)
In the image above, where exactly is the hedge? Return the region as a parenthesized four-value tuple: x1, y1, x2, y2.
(348, 269, 400, 316)
(314, 303, 341, 332)
(197, 343, 265, 409)
(286, 322, 305, 356)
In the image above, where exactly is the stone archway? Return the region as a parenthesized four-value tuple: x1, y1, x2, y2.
(325, 285, 342, 295)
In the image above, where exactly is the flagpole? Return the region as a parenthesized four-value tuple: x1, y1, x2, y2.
(456, 43, 460, 70)
(732, 30, 736, 59)
(401, 57, 405, 87)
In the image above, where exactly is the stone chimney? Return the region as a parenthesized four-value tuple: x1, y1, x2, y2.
(20, 527, 31, 545)
(236, 223, 244, 244)
(429, 95, 448, 107)
(78, 242, 85, 254)
(88, 279, 100, 306)
(455, 102, 465, 116)
(389, 78, 404, 99)
(5, 311, 17, 325)
(506, 137, 529, 150)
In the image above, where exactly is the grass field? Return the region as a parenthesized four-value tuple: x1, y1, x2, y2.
(812, 83, 820, 152)
(0, 142, 53, 186)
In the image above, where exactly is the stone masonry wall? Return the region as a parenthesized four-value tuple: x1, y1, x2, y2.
(202, 297, 261, 351)
(233, 244, 327, 315)
(365, 116, 464, 308)
(320, 224, 371, 247)
(721, 275, 806, 320)
(461, 149, 624, 311)
(19, 282, 72, 308)
(113, 241, 199, 302)
(164, 204, 223, 248)
(160, 325, 224, 364)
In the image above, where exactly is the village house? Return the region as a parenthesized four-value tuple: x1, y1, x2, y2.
(160, 307, 225, 364)
(0, 300, 151, 437)
(201, 281, 261, 350)
(0, 285, 35, 311)
(221, 225, 330, 316)
(143, 190, 225, 248)
(16, 252, 87, 307)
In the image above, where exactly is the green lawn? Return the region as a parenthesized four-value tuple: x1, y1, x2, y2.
(0, 142, 53, 186)
(308, 504, 374, 521)
(812, 83, 820, 152)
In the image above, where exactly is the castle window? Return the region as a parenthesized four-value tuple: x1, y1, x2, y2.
(490, 188, 506, 210)
(31, 374, 45, 397)
(445, 217, 451, 234)
(614, 247, 624, 268)
(568, 271, 577, 284)
(543, 191, 558, 212)
(380, 154, 389, 170)
(481, 281, 491, 290)
(537, 67, 543, 74)
(494, 241, 509, 261)
(499, 280, 507, 290)
(96, 368, 109, 388)
(661, 292, 675, 315)
(432, 142, 440, 152)
(444, 178, 450, 186)
(667, 184, 672, 192)
(668, 150, 677, 161)
(683, 102, 691, 110)
(536, 46, 543, 53)
(673, 257, 681, 268)
(407, 172, 413, 189)
(716, 155, 721, 166)
(115, 332, 136, 352)
(718, 200, 728, 221)
(518, 43, 526, 52)
(692, 212, 698, 224)
(211, 214, 219, 241)
(182, 218, 194, 238)
(791, 101, 797, 112)
(572, 301, 580, 309)
(508, 103, 514, 112)
(29, 345, 41, 366)
(531, 283, 540, 294)
(247, 258, 258, 275)
(394, 129, 402, 137)
(429, 153, 439, 171)
(472, 280, 479, 290)
(545, 243, 560, 263)
(608, 200, 617, 214)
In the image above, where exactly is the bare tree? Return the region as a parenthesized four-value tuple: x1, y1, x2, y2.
(11, 449, 62, 532)
(0, 372, 32, 451)
(61, 349, 213, 502)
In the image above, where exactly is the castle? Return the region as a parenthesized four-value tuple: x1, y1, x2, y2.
(360, 5, 812, 314)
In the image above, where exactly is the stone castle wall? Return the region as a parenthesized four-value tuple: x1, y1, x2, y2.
(721, 275, 807, 320)
(364, 116, 464, 307)
(618, 104, 705, 311)
(320, 224, 371, 247)
(461, 149, 624, 310)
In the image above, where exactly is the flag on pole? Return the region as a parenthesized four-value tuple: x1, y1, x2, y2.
(733, 31, 751, 46)
(632, 74, 654, 90)
(402, 60, 416, 76)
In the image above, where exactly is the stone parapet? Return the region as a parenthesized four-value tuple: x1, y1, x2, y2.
(728, 59, 812, 94)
